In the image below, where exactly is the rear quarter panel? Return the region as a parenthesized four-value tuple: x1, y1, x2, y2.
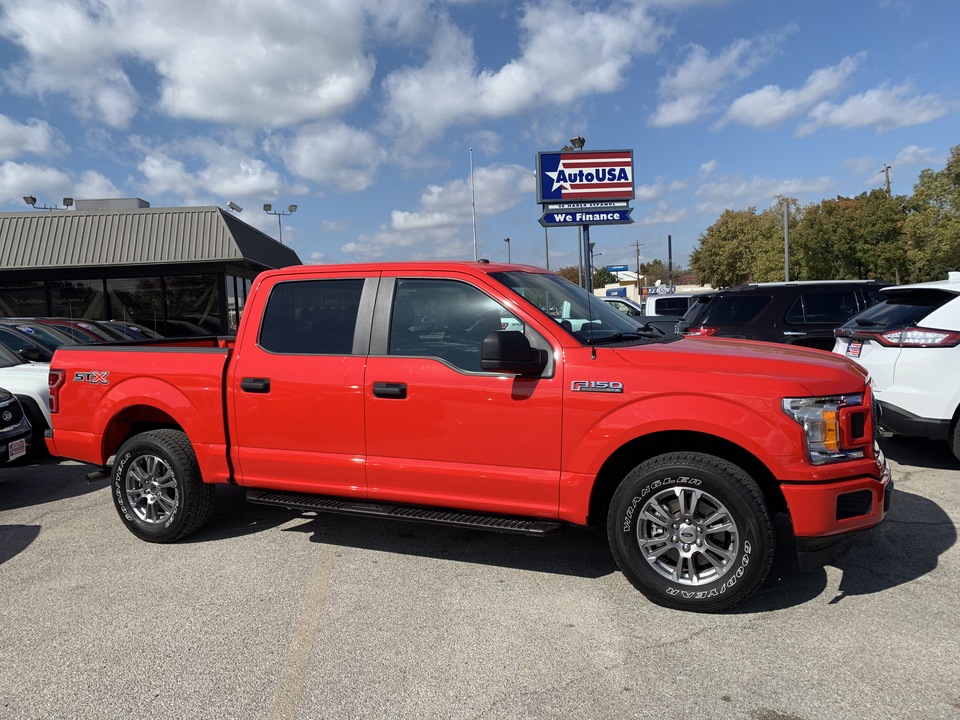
(48, 343, 232, 483)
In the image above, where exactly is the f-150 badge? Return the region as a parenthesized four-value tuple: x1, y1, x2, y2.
(571, 380, 623, 393)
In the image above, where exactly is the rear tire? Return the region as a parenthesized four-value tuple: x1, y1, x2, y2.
(607, 452, 774, 612)
(112, 429, 214, 542)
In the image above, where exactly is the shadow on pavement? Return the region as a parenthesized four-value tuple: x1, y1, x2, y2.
(0, 457, 106, 512)
(0, 524, 41, 566)
(879, 435, 959, 470)
(292, 511, 619, 580)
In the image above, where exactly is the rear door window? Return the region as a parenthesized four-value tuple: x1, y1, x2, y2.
(785, 290, 860, 325)
(698, 294, 770, 325)
(259, 278, 364, 354)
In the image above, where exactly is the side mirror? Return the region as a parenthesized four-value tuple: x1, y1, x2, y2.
(480, 330, 547, 376)
(19, 347, 43, 362)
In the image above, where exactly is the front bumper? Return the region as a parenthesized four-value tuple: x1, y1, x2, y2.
(781, 454, 893, 570)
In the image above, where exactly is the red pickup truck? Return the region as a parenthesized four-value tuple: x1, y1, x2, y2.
(46, 262, 892, 611)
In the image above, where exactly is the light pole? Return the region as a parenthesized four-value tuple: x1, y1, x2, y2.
(504, 237, 511, 263)
(23, 195, 73, 211)
(263, 203, 297, 245)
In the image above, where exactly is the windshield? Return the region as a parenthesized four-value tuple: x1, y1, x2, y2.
(491, 271, 672, 344)
(0, 342, 29, 367)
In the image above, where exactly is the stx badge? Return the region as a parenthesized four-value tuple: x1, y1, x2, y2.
(74, 371, 110, 384)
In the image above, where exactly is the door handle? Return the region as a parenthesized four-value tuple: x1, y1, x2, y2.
(241, 377, 271, 393)
(373, 382, 407, 399)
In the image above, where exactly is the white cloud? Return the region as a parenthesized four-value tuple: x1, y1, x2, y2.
(720, 54, 862, 129)
(649, 29, 792, 127)
(0, 0, 430, 129)
(638, 201, 687, 225)
(135, 138, 291, 201)
(893, 144, 941, 168)
(695, 173, 834, 213)
(281, 123, 385, 192)
(797, 83, 951, 136)
(0, 116, 67, 160)
(382, 1, 668, 138)
(0, 159, 118, 207)
(340, 162, 532, 260)
(1, 2, 139, 127)
(698, 160, 719, 180)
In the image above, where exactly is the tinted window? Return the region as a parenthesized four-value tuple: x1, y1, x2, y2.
(785, 291, 860, 324)
(696, 294, 771, 325)
(841, 290, 954, 330)
(259, 279, 363, 354)
(389, 278, 520, 372)
(654, 297, 692, 315)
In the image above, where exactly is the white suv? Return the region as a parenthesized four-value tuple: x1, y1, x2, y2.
(833, 272, 960, 461)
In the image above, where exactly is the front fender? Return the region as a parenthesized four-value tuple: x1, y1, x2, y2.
(558, 392, 796, 521)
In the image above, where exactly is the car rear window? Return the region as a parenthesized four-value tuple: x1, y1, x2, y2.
(840, 290, 954, 330)
(692, 294, 771, 326)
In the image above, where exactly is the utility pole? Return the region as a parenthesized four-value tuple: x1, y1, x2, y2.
(880, 164, 892, 196)
(632, 239, 645, 300)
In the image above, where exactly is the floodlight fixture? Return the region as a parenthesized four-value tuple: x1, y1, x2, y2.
(62, 197, 74, 208)
(227, 201, 243, 212)
(569, 136, 585, 150)
(263, 201, 298, 245)
(23, 195, 37, 207)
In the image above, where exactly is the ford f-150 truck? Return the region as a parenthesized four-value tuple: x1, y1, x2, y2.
(46, 262, 892, 612)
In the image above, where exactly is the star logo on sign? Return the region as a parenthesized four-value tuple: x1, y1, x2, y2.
(545, 162, 570, 192)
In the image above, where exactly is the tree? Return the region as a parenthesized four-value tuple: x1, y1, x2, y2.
(903, 144, 960, 282)
(555, 266, 581, 285)
(592, 267, 616, 289)
(690, 208, 777, 287)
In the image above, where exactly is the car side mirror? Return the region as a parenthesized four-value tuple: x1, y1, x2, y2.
(19, 348, 43, 362)
(480, 330, 547, 376)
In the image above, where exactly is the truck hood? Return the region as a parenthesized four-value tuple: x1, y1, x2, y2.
(614, 337, 867, 396)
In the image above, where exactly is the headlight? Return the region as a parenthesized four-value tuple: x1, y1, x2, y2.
(782, 394, 867, 465)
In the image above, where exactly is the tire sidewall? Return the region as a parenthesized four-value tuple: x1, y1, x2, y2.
(610, 459, 768, 610)
(112, 436, 185, 541)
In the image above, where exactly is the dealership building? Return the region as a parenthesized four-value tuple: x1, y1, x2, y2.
(0, 199, 301, 335)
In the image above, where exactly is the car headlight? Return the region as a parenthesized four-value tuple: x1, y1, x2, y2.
(782, 394, 868, 465)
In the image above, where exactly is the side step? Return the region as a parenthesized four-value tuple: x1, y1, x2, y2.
(246, 489, 564, 536)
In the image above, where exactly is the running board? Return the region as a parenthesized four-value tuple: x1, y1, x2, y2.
(246, 490, 564, 536)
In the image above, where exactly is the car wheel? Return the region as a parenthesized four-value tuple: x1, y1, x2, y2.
(112, 429, 214, 542)
(607, 451, 774, 612)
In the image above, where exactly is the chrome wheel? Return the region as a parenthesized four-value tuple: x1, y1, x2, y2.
(635, 486, 740, 586)
(123, 453, 179, 525)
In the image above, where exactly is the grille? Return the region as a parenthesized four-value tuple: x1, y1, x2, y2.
(0, 396, 25, 431)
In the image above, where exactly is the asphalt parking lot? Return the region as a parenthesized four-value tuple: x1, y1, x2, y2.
(1, 438, 958, 720)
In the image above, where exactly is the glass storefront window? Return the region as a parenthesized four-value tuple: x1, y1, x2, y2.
(0, 281, 46, 317)
(107, 277, 164, 332)
(165, 275, 221, 335)
(50, 280, 106, 319)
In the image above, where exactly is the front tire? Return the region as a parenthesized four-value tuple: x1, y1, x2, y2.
(607, 452, 774, 612)
(112, 429, 214, 543)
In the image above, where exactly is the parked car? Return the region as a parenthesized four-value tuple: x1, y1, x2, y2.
(0, 343, 51, 455)
(678, 280, 889, 351)
(600, 294, 705, 334)
(0, 321, 77, 362)
(0, 387, 31, 464)
(833, 272, 960, 461)
(22, 317, 127, 343)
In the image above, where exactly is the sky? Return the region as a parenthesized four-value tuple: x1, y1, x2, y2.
(0, 0, 957, 273)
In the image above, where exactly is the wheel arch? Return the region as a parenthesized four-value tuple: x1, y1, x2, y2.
(587, 430, 785, 526)
(101, 404, 182, 460)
